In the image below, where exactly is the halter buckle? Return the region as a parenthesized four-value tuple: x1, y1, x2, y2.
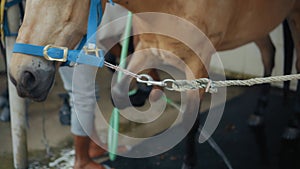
(43, 45, 68, 62)
(83, 45, 101, 57)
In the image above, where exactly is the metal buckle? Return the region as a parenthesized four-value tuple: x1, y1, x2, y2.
(83, 46, 101, 57)
(43, 44, 68, 62)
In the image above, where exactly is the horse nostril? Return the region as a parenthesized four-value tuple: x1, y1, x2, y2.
(21, 71, 37, 90)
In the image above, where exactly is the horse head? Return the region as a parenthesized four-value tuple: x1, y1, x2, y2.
(9, 0, 90, 101)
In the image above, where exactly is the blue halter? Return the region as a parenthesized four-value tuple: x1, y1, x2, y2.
(13, 0, 114, 67)
(3, 0, 24, 37)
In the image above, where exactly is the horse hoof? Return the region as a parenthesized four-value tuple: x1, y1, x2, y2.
(181, 163, 194, 169)
(248, 114, 264, 127)
(282, 127, 299, 140)
(0, 106, 10, 122)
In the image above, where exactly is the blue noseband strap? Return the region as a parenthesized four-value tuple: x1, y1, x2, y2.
(13, 43, 105, 67)
(12, 0, 114, 68)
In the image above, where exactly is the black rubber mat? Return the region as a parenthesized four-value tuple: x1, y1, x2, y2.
(108, 86, 300, 169)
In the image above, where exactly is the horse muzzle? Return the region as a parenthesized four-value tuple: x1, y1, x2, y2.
(9, 57, 56, 102)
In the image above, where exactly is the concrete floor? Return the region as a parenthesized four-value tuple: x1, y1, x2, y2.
(0, 67, 246, 169)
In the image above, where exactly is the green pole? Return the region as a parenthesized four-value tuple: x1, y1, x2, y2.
(108, 11, 133, 161)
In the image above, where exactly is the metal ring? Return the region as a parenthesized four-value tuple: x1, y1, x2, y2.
(136, 74, 154, 86)
(163, 79, 175, 91)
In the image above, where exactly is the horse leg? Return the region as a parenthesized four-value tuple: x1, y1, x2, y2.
(282, 12, 300, 140)
(181, 59, 207, 169)
(246, 36, 275, 164)
(248, 35, 275, 127)
(111, 42, 160, 109)
(283, 19, 294, 103)
(128, 35, 162, 104)
(182, 108, 201, 169)
(108, 38, 159, 106)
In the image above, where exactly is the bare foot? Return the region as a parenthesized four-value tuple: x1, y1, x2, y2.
(89, 140, 130, 158)
(74, 160, 108, 169)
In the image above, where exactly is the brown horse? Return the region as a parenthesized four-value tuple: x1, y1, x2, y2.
(9, 0, 300, 168)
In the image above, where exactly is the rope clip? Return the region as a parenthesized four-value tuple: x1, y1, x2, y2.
(137, 74, 175, 90)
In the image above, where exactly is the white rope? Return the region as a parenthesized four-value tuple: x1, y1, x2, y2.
(103, 60, 300, 93)
(172, 74, 300, 93)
